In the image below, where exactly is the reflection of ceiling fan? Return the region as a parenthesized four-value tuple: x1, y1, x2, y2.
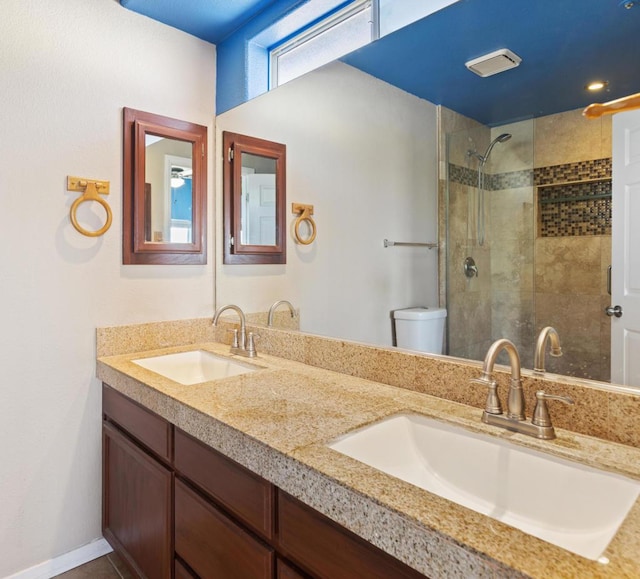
(170, 166, 192, 188)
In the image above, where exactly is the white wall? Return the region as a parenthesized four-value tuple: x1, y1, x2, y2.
(216, 62, 439, 346)
(0, 1, 215, 575)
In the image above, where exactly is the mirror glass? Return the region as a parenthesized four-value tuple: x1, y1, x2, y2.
(240, 152, 277, 246)
(144, 135, 193, 244)
(123, 107, 207, 265)
(215, 2, 637, 390)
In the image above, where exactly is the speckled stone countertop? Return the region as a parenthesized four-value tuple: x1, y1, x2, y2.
(97, 342, 640, 579)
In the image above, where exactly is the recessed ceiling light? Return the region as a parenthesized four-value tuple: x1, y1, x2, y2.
(586, 80, 608, 91)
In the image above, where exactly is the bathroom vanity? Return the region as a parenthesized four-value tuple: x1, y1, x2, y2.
(97, 334, 640, 579)
(102, 384, 422, 578)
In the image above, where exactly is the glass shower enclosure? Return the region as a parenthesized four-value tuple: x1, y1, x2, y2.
(445, 120, 536, 369)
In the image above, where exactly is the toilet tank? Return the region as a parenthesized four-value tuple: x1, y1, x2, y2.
(393, 307, 447, 354)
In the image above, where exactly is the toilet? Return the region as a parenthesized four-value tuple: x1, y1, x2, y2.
(393, 307, 447, 354)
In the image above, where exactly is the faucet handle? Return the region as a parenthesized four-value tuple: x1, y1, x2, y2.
(471, 377, 502, 415)
(532, 390, 574, 427)
(227, 328, 239, 348)
(246, 332, 259, 357)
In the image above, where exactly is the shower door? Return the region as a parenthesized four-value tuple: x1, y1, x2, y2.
(445, 120, 535, 367)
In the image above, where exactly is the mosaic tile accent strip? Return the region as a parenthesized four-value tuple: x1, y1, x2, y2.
(448, 164, 533, 190)
(492, 169, 533, 190)
(448, 164, 476, 187)
(449, 157, 613, 240)
(538, 179, 612, 237)
(534, 158, 611, 185)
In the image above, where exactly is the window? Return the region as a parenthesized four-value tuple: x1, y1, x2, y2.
(270, 0, 373, 89)
(378, 0, 459, 37)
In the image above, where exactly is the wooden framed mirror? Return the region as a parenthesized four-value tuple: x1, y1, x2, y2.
(123, 108, 207, 265)
(223, 131, 286, 264)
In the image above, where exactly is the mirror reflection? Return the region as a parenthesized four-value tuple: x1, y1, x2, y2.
(144, 135, 193, 244)
(222, 131, 286, 265)
(240, 152, 277, 246)
(215, 1, 638, 389)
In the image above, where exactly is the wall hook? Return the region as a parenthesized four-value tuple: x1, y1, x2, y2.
(292, 203, 316, 245)
(67, 176, 112, 237)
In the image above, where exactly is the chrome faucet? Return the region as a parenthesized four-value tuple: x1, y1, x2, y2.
(267, 300, 296, 327)
(533, 326, 562, 374)
(212, 304, 257, 358)
(472, 338, 573, 439)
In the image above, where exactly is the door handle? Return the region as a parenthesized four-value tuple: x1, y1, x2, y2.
(605, 305, 623, 318)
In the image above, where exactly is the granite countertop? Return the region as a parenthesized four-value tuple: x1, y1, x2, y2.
(97, 342, 640, 579)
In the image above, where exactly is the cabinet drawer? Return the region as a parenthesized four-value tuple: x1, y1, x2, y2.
(103, 384, 172, 461)
(277, 559, 309, 579)
(175, 479, 274, 579)
(277, 491, 426, 579)
(175, 428, 274, 539)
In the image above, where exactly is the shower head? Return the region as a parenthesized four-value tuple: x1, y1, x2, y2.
(481, 133, 512, 164)
(467, 133, 512, 165)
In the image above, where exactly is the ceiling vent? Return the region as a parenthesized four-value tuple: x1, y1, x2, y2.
(465, 48, 522, 77)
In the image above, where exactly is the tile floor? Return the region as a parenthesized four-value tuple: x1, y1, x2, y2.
(55, 552, 134, 578)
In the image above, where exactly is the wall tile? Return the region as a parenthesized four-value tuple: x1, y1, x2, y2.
(535, 236, 602, 295)
(534, 108, 604, 167)
(489, 120, 534, 174)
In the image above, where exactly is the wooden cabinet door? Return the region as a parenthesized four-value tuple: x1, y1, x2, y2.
(103, 422, 172, 579)
(174, 559, 197, 579)
(175, 479, 274, 579)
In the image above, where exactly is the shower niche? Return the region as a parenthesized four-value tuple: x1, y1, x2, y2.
(536, 174, 612, 238)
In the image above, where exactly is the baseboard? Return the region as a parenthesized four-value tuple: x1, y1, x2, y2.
(6, 538, 113, 579)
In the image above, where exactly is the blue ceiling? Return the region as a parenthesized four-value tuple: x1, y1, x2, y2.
(343, 0, 640, 125)
(120, 0, 640, 126)
(119, 0, 294, 44)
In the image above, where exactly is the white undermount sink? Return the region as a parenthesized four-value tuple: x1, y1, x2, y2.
(327, 413, 640, 560)
(132, 350, 258, 385)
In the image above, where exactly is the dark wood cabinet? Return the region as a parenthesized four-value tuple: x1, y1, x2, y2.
(175, 428, 274, 540)
(277, 559, 309, 579)
(102, 384, 426, 579)
(175, 479, 275, 578)
(102, 422, 172, 579)
(277, 491, 425, 579)
(103, 384, 172, 462)
(174, 559, 197, 579)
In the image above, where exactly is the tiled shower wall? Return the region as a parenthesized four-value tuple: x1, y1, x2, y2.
(439, 109, 493, 362)
(532, 109, 612, 381)
(441, 107, 612, 380)
(441, 110, 536, 366)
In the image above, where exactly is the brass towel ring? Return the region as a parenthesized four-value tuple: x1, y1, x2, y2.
(68, 177, 112, 237)
(292, 203, 316, 245)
